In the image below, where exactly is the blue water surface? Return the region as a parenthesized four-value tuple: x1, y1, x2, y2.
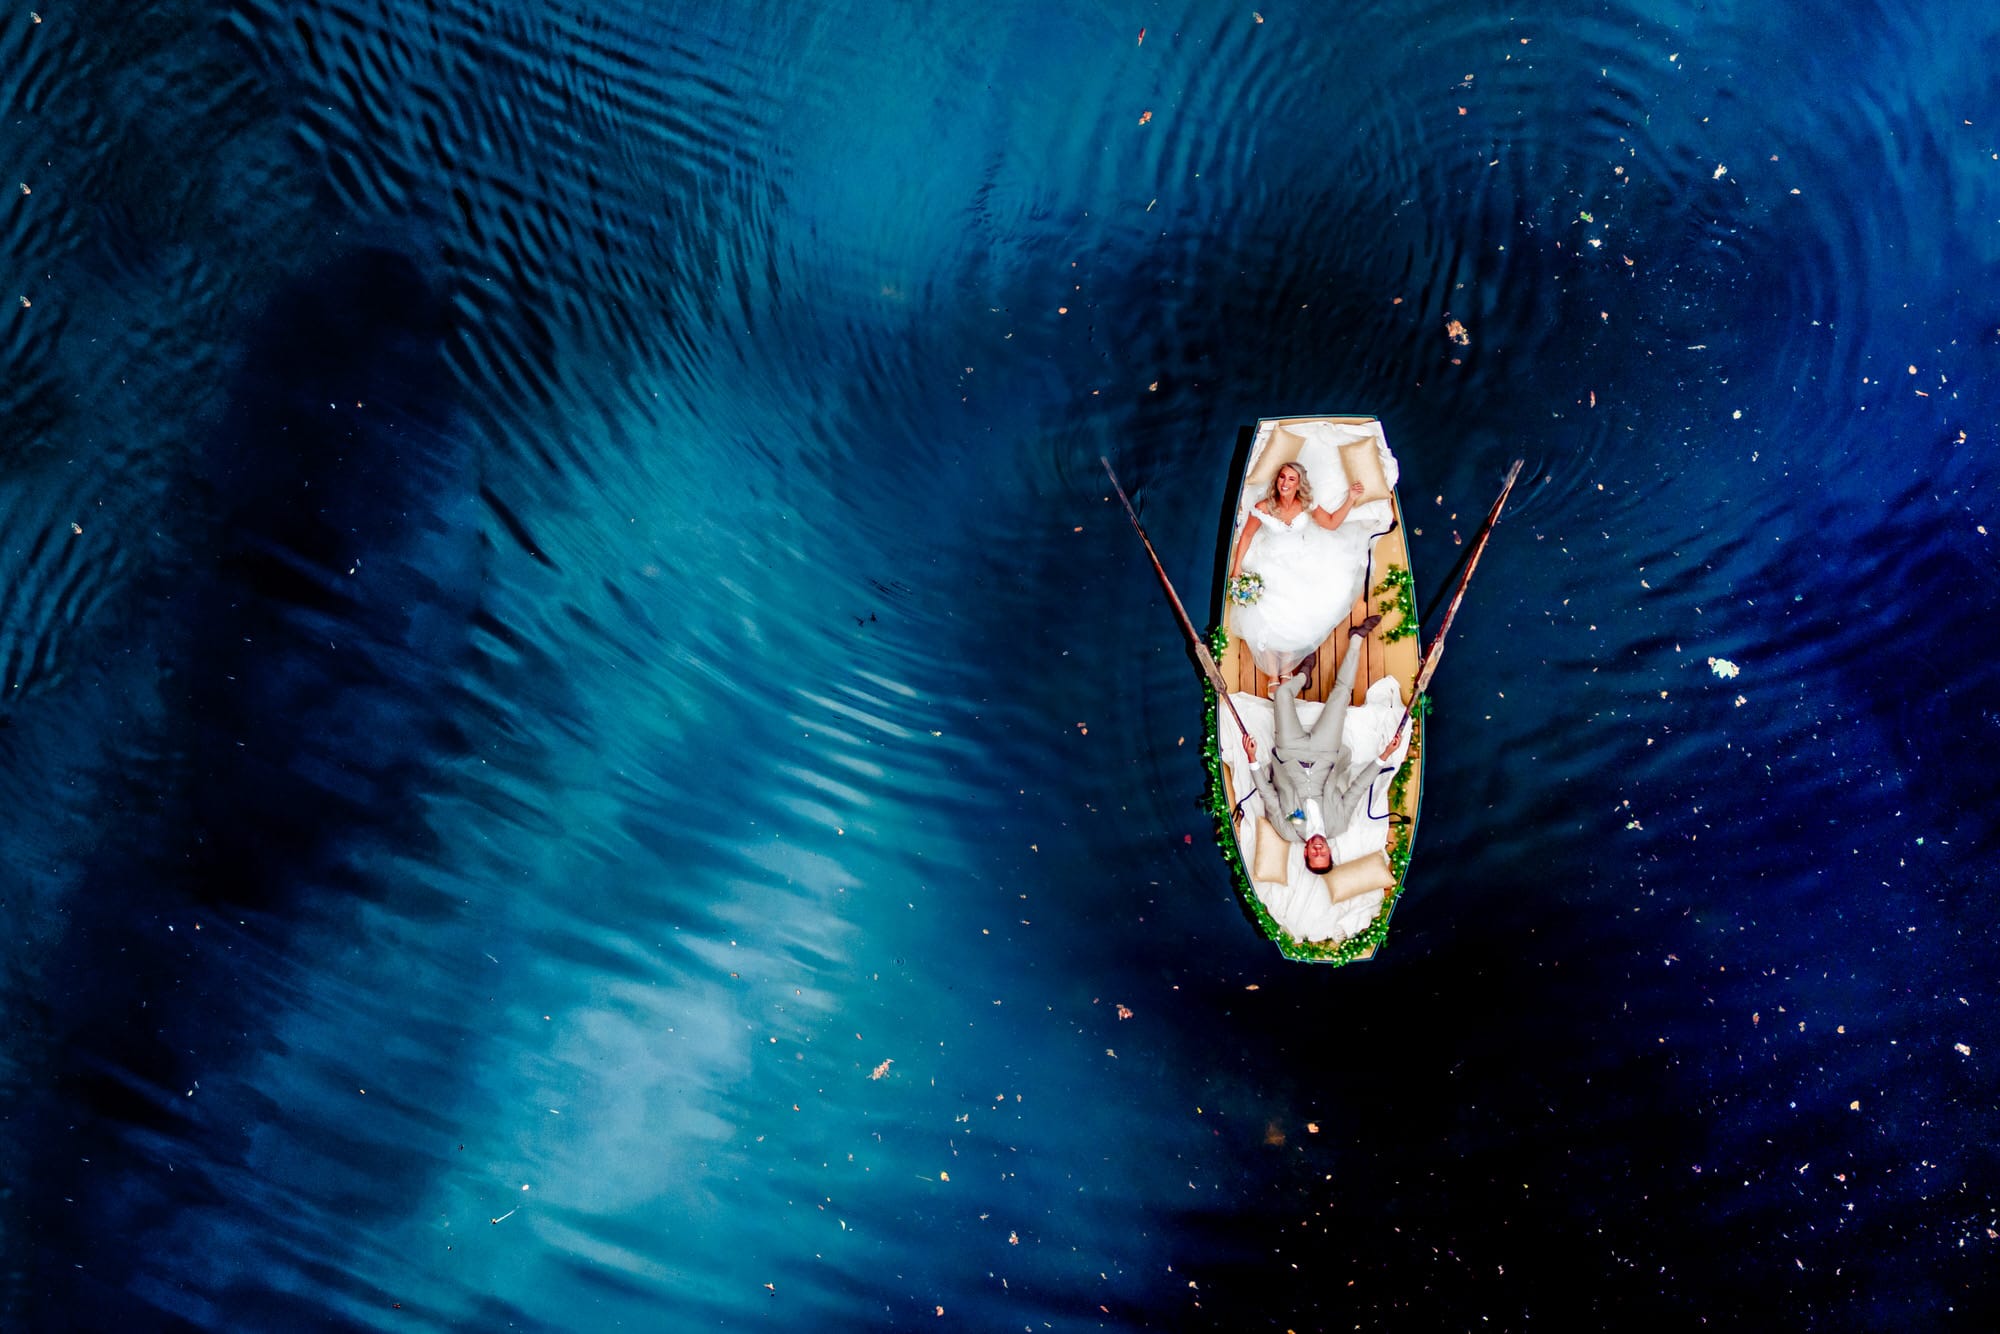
(3, 0, 1998, 1329)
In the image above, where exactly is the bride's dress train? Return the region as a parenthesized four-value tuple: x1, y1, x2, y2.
(1234, 509, 1378, 677)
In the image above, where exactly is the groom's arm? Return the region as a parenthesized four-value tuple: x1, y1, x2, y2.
(1349, 762, 1393, 794)
(1248, 758, 1304, 843)
(1332, 761, 1395, 810)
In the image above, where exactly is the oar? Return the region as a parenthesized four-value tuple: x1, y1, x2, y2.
(1100, 458, 1254, 746)
(1379, 458, 1525, 760)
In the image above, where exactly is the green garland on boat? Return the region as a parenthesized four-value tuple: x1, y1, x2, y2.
(1373, 565, 1417, 643)
(1200, 624, 1419, 966)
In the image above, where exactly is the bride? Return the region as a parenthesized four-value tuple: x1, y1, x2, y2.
(1228, 461, 1375, 679)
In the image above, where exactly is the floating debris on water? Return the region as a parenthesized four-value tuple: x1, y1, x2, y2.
(1708, 657, 1740, 679)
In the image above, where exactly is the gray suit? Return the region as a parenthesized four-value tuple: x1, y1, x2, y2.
(1250, 638, 1393, 844)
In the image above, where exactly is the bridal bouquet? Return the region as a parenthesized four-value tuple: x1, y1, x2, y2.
(1226, 572, 1265, 607)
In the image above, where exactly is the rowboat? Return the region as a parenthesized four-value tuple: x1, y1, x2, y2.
(1103, 428, 1515, 966)
(1202, 415, 1424, 965)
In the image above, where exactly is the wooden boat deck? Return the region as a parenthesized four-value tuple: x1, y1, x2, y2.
(1216, 518, 1420, 709)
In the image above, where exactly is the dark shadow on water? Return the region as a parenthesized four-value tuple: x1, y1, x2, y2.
(4, 246, 535, 1330)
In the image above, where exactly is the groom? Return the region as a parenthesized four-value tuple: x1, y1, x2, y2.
(1243, 618, 1394, 874)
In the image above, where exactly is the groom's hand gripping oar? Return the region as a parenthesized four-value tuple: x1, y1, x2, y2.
(1379, 458, 1525, 760)
(1100, 458, 1255, 750)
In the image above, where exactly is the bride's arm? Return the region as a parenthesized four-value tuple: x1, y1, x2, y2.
(1228, 507, 1265, 578)
(1311, 482, 1367, 530)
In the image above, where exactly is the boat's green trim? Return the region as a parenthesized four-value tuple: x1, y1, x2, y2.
(1374, 564, 1417, 644)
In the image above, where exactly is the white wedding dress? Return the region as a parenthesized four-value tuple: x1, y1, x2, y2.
(1234, 505, 1378, 676)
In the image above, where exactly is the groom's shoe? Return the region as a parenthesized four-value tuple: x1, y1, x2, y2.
(1351, 613, 1385, 639)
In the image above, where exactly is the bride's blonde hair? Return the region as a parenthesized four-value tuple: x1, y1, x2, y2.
(1261, 462, 1314, 510)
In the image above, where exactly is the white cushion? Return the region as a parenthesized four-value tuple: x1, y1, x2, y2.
(1242, 419, 1402, 527)
(1294, 434, 1347, 502)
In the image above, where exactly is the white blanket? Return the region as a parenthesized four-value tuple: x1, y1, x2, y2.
(1237, 419, 1400, 538)
(1217, 680, 1413, 944)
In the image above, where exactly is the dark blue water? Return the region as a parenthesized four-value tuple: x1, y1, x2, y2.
(4, 1, 1998, 1328)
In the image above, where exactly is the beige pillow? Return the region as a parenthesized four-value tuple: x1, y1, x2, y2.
(1251, 816, 1292, 883)
(1322, 849, 1396, 904)
(1339, 439, 1393, 504)
(1243, 424, 1305, 492)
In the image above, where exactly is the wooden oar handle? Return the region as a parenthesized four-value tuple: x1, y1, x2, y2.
(1376, 459, 1523, 761)
(1101, 457, 1254, 745)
